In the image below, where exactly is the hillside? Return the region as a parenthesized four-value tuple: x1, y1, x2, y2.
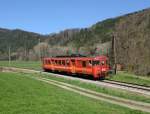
(0, 8, 150, 76)
(115, 8, 150, 75)
(43, 19, 118, 58)
(0, 17, 116, 60)
(0, 28, 47, 60)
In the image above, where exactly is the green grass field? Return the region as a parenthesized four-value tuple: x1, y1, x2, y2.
(38, 73, 150, 103)
(0, 61, 41, 70)
(0, 72, 148, 114)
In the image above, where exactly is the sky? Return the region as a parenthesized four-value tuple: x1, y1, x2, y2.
(0, 0, 150, 34)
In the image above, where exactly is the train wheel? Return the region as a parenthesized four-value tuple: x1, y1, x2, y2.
(44, 69, 49, 72)
(99, 76, 105, 80)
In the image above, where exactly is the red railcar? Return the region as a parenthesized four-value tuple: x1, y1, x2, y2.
(42, 55, 110, 79)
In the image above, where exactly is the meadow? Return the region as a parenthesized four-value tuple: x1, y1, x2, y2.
(0, 72, 148, 114)
(108, 71, 150, 86)
(0, 61, 41, 70)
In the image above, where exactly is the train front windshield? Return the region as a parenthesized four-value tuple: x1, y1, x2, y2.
(92, 60, 107, 66)
(92, 60, 100, 66)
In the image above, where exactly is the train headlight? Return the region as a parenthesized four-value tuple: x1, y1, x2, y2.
(102, 68, 106, 72)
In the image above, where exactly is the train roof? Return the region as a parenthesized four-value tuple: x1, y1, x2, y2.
(43, 55, 108, 60)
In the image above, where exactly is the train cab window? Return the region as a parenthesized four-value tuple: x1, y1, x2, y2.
(92, 60, 100, 66)
(88, 60, 92, 66)
(82, 61, 86, 67)
(101, 61, 105, 65)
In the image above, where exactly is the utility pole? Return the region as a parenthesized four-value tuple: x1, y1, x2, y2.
(8, 45, 11, 67)
(24, 36, 27, 61)
(39, 39, 41, 60)
(24, 44, 27, 61)
(113, 32, 117, 74)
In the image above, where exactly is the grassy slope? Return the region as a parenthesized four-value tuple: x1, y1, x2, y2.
(0, 61, 41, 70)
(38, 74, 150, 103)
(0, 72, 148, 114)
(108, 71, 150, 86)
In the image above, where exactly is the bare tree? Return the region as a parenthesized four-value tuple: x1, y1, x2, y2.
(33, 42, 50, 60)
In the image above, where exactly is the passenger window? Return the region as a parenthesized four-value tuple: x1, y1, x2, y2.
(71, 59, 75, 66)
(66, 60, 70, 66)
(52, 60, 55, 64)
(55, 60, 57, 65)
(49, 60, 51, 64)
(82, 61, 86, 67)
(59, 60, 61, 65)
(62, 60, 65, 66)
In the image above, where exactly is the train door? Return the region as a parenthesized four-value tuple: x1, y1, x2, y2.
(82, 61, 87, 74)
(51, 59, 55, 71)
(92, 60, 100, 79)
(66, 59, 70, 72)
(86, 60, 92, 75)
(71, 59, 76, 73)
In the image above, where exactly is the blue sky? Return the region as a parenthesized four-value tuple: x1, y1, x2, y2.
(0, 0, 150, 34)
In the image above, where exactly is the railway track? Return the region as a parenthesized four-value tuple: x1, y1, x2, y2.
(1, 67, 150, 96)
(103, 80, 150, 91)
(100, 80, 150, 96)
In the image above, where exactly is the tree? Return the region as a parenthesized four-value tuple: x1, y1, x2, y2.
(33, 42, 50, 60)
